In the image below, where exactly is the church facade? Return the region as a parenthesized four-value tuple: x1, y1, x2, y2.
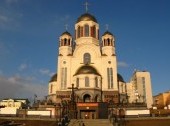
(48, 12, 119, 104)
(47, 11, 153, 111)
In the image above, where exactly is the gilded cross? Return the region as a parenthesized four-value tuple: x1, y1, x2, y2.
(105, 24, 109, 31)
(84, 2, 90, 13)
(65, 24, 68, 31)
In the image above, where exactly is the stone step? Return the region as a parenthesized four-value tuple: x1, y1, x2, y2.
(68, 119, 113, 126)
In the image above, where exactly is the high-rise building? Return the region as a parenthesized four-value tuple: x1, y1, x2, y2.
(127, 71, 153, 108)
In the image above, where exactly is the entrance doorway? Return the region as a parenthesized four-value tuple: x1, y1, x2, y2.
(83, 94, 91, 102)
(80, 110, 96, 119)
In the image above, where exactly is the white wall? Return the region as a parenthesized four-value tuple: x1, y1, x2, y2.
(0, 107, 17, 115)
(27, 110, 51, 116)
(126, 110, 150, 116)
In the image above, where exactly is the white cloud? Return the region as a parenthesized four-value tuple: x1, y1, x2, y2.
(18, 63, 28, 71)
(0, 75, 47, 100)
(0, 4, 22, 30)
(39, 68, 55, 77)
(118, 61, 129, 67)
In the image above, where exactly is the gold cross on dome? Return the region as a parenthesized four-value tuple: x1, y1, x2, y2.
(64, 24, 68, 31)
(84, 1, 90, 13)
(105, 24, 109, 31)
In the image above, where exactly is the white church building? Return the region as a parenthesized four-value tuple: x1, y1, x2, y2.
(47, 11, 153, 111)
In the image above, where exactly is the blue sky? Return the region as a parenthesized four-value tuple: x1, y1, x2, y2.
(0, 0, 170, 100)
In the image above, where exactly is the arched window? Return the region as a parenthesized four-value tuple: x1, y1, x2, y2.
(61, 67, 67, 89)
(107, 68, 113, 89)
(76, 78, 79, 87)
(50, 84, 53, 93)
(91, 25, 96, 38)
(95, 77, 98, 87)
(68, 39, 70, 46)
(77, 26, 80, 38)
(64, 38, 67, 46)
(84, 24, 89, 37)
(83, 53, 91, 64)
(81, 26, 83, 37)
(85, 77, 89, 87)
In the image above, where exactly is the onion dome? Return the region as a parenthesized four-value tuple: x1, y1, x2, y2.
(74, 65, 100, 75)
(117, 73, 125, 82)
(102, 31, 113, 36)
(49, 73, 57, 82)
(61, 31, 72, 36)
(77, 13, 97, 23)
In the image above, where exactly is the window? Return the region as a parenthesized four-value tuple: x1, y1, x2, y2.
(61, 67, 67, 89)
(76, 78, 79, 87)
(50, 84, 53, 93)
(77, 26, 80, 38)
(83, 53, 91, 64)
(94, 26, 96, 38)
(107, 68, 113, 89)
(95, 77, 98, 87)
(142, 77, 146, 101)
(85, 77, 89, 87)
(91, 26, 96, 38)
(64, 38, 67, 46)
(81, 26, 83, 37)
(84, 24, 89, 37)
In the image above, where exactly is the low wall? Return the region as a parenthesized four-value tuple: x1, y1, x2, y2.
(0, 117, 57, 126)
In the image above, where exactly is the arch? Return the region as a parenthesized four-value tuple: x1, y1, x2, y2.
(95, 77, 98, 87)
(80, 26, 83, 37)
(91, 25, 96, 38)
(83, 94, 91, 102)
(76, 78, 79, 87)
(77, 26, 81, 38)
(84, 24, 89, 37)
(68, 39, 70, 46)
(94, 95, 100, 102)
(64, 38, 67, 46)
(93, 26, 96, 38)
(83, 53, 91, 64)
(85, 76, 89, 87)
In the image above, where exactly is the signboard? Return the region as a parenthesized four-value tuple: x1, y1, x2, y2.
(77, 103, 98, 107)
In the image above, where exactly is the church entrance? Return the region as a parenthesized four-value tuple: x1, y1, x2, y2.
(77, 103, 98, 119)
(80, 110, 96, 119)
(83, 94, 91, 102)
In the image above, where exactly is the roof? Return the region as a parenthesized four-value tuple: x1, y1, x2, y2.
(77, 13, 98, 23)
(102, 31, 113, 36)
(61, 31, 72, 36)
(49, 73, 57, 82)
(74, 65, 100, 76)
(117, 73, 125, 82)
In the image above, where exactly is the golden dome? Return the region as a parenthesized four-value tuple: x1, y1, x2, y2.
(49, 73, 57, 82)
(77, 13, 97, 23)
(74, 65, 100, 75)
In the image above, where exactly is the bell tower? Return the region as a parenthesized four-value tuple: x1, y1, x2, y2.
(75, 13, 99, 46)
(102, 31, 116, 56)
(59, 31, 73, 56)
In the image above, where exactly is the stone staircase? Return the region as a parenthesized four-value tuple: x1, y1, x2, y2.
(68, 119, 113, 126)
